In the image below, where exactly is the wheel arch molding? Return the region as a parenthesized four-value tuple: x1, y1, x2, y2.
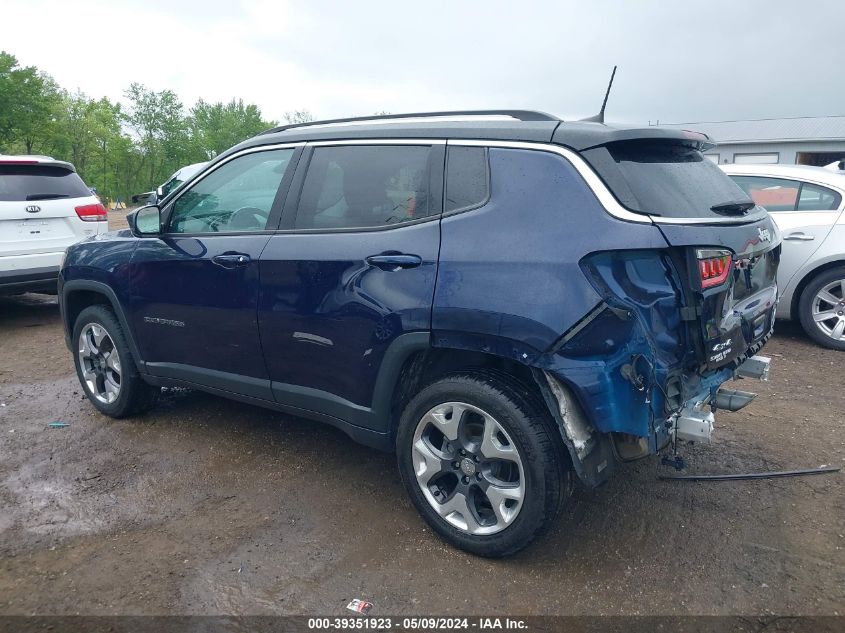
(790, 258, 845, 320)
(61, 280, 146, 372)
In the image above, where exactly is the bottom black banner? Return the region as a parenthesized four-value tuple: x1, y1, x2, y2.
(0, 616, 842, 633)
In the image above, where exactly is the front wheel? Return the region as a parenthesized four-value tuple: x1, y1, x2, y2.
(396, 372, 570, 557)
(798, 267, 845, 351)
(73, 305, 160, 417)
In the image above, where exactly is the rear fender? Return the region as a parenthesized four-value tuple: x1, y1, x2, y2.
(539, 249, 694, 439)
(432, 249, 697, 482)
(531, 367, 617, 488)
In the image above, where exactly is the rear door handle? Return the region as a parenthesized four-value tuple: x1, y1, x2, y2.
(365, 253, 422, 271)
(783, 232, 815, 241)
(212, 252, 251, 268)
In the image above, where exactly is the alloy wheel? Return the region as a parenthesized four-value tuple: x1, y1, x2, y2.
(411, 402, 525, 535)
(78, 323, 122, 404)
(812, 279, 845, 342)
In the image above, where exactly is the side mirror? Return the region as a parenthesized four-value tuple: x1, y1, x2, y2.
(130, 205, 162, 237)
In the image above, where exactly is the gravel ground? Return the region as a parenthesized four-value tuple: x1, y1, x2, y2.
(0, 210, 843, 616)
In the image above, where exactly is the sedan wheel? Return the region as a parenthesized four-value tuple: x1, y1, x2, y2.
(798, 267, 845, 351)
(811, 279, 845, 343)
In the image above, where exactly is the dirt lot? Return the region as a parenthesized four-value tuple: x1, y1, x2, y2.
(0, 211, 843, 617)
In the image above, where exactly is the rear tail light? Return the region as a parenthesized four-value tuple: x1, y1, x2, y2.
(75, 203, 107, 222)
(696, 249, 732, 289)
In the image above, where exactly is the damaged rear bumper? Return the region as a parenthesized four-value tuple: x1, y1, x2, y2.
(535, 355, 772, 488)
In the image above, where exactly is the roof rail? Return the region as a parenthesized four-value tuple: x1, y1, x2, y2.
(261, 110, 561, 135)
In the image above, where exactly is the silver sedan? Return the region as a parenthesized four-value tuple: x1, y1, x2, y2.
(722, 164, 845, 350)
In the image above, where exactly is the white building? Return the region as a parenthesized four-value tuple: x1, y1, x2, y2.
(659, 115, 845, 167)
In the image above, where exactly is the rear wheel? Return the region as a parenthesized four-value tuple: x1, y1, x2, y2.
(396, 372, 570, 557)
(73, 305, 160, 417)
(798, 267, 845, 351)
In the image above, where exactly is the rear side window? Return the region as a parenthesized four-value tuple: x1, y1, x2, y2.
(582, 140, 754, 218)
(445, 146, 489, 212)
(730, 176, 841, 212)
(0, 164, 91, 201)
(295, 145, 432, 230)
(799, 182, 841, 210)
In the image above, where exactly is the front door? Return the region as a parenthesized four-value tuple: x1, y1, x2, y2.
(258, 142, 444, 429)
(130, 146, 300, 397)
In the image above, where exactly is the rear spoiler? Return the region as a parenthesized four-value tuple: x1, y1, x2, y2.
(552, 123, 715, 152)
(0, 156, 77, 172)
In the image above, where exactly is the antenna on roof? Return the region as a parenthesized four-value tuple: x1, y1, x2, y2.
(581, 66, 617, 123)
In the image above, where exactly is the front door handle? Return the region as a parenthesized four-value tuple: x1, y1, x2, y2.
(365, 253, 422, 271)
(212, 252, 251, 268)
(783, 232, 815, 242)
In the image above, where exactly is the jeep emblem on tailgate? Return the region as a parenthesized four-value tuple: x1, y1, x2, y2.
(25, 205, 41, 213)
(757, 227, 771, 242)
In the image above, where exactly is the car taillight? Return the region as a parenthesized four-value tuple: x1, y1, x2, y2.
(696, 249, 732, 289)
(75, 203, 107, 222)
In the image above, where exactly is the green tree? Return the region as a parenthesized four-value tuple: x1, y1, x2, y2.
(48, 92, 120, 192)
(190, 98, 275, 158)
(124, 83, 188, 188)
(0, 51, 26, 148)
(0, 52, 300, 204)
(0, 51, 62, 154)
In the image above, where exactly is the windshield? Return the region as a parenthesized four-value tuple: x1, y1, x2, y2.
(582, 140, 757, 218)
(160, 178, 184, 198)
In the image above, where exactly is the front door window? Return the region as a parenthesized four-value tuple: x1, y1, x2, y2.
(168, 149, 295, 233)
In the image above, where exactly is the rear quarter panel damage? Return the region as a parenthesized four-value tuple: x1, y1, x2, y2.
(432, 147, 678, 449)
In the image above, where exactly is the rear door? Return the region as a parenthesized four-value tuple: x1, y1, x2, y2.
(580, 139, 781, 369)
(258, 141, 443, 429)
(130, 146, 301, 395)
(728, 174, 843, 290)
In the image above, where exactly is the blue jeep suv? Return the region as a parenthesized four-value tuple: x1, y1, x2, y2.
(60, 110, 781, 556)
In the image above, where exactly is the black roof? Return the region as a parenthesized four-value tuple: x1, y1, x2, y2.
(228, 110, 710, 157)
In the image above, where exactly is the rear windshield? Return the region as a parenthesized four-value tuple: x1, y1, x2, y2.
(582, 140, 755, 218)
(0, 164, 91, 202)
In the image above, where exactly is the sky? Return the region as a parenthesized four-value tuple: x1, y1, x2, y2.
(2, 0, 843, 125)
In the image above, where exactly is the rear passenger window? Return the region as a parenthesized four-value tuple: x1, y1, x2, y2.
(730, 176, 841, 212)
(797, 183, 841, 211)
(445, 146, 489, 212)
(730, 176, 799, 211)
(295, 145, 432, 230)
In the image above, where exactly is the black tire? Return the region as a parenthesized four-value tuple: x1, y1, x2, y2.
(72, 305, 160, 417)
(396, 371, 571, 557)
(797, 266, 845, 351)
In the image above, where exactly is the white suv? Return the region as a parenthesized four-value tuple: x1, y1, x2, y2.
(0, 156, 107, 295)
